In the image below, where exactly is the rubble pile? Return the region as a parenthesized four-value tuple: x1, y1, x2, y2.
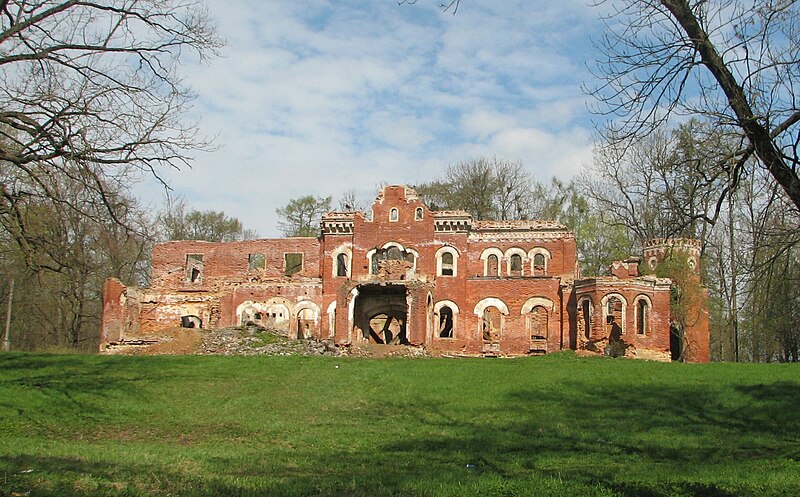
(200, 326, 342, 356)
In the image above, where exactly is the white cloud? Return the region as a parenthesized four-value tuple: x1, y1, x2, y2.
(137, 0, 604, 237)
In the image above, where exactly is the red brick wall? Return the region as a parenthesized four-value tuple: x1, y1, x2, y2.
(574, 279, 672, 359)
(102, 186, 709, 362)
(151, 238, 322, 290)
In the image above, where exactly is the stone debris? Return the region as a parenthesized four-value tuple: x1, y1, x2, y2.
(199, 326, 342, 357)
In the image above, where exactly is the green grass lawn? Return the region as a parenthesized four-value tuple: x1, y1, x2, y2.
(0, 352, 797, 496)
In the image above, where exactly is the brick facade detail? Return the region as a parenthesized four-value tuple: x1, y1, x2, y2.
(101, 185, 710, 362)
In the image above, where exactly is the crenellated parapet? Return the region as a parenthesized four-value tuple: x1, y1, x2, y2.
(643, 238, 702, 273)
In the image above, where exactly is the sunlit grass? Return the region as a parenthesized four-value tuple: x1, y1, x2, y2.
(0, 352, 797, 496)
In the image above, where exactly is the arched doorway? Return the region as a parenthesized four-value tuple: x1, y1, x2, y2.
(353, 284, 409, 345)
(297, 307, 315, 339)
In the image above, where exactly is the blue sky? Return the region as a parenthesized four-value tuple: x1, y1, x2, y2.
(137, 0, 608, 237)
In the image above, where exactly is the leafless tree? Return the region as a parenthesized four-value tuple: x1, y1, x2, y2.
(0, 1, 222, 258)
(590, 0, 800, 213)
(582, 121, 731, 247)
(416, 157, 535, 221)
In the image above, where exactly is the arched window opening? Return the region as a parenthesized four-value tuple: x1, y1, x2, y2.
(487, 254, 499, 276)
(441, 252, 454, 276)
(637, 299, 648, 335)
(529, 306, 548, 340)
(389, 208, 399, 221)
(510, 254, 523, 276)
(415, 207, 423, 220)
(438, 306, 454, 338)
(336, 253, 349, 277)
(482, 306, 502, 342)
(371, 246, 416, 277)
(533, 253, 546, 275)
(606, 296, 624, 337)
(581, 299, 592, 339)
(297, 308, 316, 339)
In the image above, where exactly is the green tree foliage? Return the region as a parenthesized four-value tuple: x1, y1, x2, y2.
(159, 199, 257, 242)
(645, 249, 706, 362)
(276, 195, 332, 237)
(539, 179, 632, 277)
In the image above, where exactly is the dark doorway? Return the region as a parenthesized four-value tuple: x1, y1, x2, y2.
(670, 324, 684, 361)
(354, 285, 409, 345)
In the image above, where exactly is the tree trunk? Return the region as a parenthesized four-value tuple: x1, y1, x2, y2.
(661, 0, 800, 211)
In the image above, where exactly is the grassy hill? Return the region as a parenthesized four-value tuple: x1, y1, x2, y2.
(0, 352, 797, 496)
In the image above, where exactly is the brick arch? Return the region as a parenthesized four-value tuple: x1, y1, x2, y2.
(236, 297, 293, 332)
(473, 297, 509, 316)
(520, 296, 554, 314)
(601, 293, 628, 334)
(295, 300, 320, 319)
(434, 299, 460, 314)
(504, 247, 527, 276)
(479, 248, 503, 276)
(295, 300, 320, 339)
(503, 247, 527, 259)
(528, 247, 551, 275)
(331, 244, 353, 277)
(435, 245, 459, 277)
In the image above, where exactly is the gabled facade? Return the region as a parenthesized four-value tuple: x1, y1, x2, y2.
(101, 185, 710, 361)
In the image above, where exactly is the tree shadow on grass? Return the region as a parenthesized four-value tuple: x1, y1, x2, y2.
(2, 356, 799, 497)
(131, 380, 798, 496)
(294, 380, 800, 497)
(0, 354, 184, 434)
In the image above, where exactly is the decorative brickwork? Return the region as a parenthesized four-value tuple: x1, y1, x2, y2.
(101, 185, 710, 361)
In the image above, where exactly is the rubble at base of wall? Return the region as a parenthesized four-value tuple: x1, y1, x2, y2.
(199, 326, 342, 356)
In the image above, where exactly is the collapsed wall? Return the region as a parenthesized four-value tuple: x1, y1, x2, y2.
(100, 185, 710, 362)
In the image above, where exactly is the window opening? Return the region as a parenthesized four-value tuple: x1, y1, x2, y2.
(510, 254, 523, 276)
(389, 208, 399, 221)
(637, 299, 648, 335)
(529, 306, 548, 340)
(371, 246, 415, 277)
(415, 207, 423, 220)
(285, 253, 303, 276)
(336, 253, 349, 277)
(581, 299, 591, 339)
(248, 253, 266, 271)
(606, 296, 624, 338)
(482, 306, 502, 342)
(441, 252, 454, 276)
(533, 253, 546, 275)
(487, 254, 499, 276)
(185, 254, 203, 283)
(438, 306, 454, 338)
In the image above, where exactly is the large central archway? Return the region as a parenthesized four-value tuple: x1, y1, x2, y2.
(353, 284, 409, 345)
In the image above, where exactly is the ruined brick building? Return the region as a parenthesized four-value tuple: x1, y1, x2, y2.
(102, 185, 710, 361)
